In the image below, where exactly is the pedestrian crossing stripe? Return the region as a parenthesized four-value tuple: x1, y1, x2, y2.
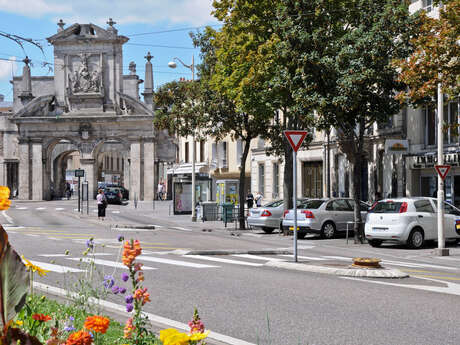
(24, 260, 84, 273)
(68, 258, 157, 270)
(137, 255, 219, 268)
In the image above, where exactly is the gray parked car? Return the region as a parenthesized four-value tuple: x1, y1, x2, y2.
(248, 199, 307, 233)
(282, 198, 369, 239)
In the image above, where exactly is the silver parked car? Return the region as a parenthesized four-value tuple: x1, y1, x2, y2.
(282, 198, 369, 239)
(248, 199, 307, 233)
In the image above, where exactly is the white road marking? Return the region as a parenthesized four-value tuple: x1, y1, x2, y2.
(36, 207, 46, 210)
(281, 254, 327, 261)
(111, 228, 154, 232)
(55, 208, 65, 211)
(26, 234, 39, 237)
(111, 211, 120, 214)
(184, 255, 263, 267)
(93, 210, 98, 213)
(48, 238, 62, 241)
(2, 210, 13, 224)
(151, 224, 163, 228)
(342, 276, 460, 297)
(16, 207, 27, 210)
(68, 257, 157, 270)
(171, 227, 192, 232)
(25, 260, 84, 273)
(232, 254, 284, 262)
(138, 255, 219, 268)
(38, 253, 112, 257)
(4, 226, 24, 230)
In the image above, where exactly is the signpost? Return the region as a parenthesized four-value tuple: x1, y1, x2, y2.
(435, 164, 450, 256)
(284, 130, 308, 263)
(75, 169, 85, 213)
(435, 165, 450, 181)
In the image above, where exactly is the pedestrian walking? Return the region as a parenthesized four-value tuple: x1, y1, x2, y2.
(97, 189, 107, 220)
(157, 182, 164, 201)
(246, 192, 254, 209)
(255, 192, 263, 207)
(65, 182, 71, 200)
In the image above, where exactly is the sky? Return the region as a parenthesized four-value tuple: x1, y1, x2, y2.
(0, 0, 220, 101)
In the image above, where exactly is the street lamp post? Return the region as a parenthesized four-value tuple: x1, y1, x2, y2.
(168, 56, 197, 222)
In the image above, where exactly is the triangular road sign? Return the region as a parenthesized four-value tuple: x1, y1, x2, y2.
(435, 165, 451, 180)
(284, 130, 308, 152)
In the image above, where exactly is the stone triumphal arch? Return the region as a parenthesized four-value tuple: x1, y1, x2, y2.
(8, 20, 175, 200)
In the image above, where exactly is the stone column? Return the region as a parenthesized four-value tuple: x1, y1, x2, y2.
(80, 158, 96, 199)
(143, 140, 155, 200)
(18, 141, 30, 200)
(130, 141, 141, 202)
(31, 142, 43, 200)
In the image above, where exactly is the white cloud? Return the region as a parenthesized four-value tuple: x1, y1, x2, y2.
(0, 0, 217, 26)
(0, 57, 17, 80)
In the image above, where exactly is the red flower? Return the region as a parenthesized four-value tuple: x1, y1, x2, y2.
(32, 313, 52, 322)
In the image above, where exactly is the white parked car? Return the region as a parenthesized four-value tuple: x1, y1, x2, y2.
(365, 197, 460, 249)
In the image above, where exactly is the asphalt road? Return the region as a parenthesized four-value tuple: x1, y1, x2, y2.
(4, 199, 460, 345)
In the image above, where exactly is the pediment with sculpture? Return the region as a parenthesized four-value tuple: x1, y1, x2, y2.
(68, 53, 103, 95)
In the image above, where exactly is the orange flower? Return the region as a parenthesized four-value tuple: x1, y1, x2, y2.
(32, 313, 52, 322)
(123, 317, 135, 339)
(84, 315, 110, 334)
(65, 330, 92, 345)
(122, 240, 142, 267)
(133, 288, 150, 305)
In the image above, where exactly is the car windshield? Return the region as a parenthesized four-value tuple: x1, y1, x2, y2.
(263, 200, 283, 208)
(299, 200, 324, 209)
(370, 201, 404, 213)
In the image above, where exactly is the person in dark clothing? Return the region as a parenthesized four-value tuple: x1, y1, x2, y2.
(65, 182, 71, 200)
(246, 193, 254, 209)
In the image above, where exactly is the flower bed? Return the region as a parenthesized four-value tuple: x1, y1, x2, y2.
(0, 186, 209, 345)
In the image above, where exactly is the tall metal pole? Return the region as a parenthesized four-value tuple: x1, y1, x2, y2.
(78, 176, 81, 213)
(293, 150, 298, 262)
(436, 82, 449, 256)
(191, 55, 197, 222)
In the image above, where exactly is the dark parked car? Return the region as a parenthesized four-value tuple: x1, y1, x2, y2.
(104, 188, 123, 204)
(106, 184, 129, 200)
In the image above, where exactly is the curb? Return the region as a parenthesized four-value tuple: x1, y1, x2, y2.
(178, 249, 293, 256)
(265, 261, 409, 278)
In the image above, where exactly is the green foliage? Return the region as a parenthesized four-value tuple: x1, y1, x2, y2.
(154, 80, 207, 139)
(0, 225, 29, 331)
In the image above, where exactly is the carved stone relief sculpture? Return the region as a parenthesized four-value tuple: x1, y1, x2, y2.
(69, 53, 102, 94)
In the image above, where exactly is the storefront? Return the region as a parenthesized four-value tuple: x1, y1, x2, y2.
(412, 152, 460, 207)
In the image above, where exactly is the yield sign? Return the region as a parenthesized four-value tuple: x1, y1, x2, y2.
(284, 130, 308, 152)
(435, 165, 451, 180)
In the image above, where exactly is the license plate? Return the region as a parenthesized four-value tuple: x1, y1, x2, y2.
(289, 227, 300, 231)
(373, 227, 388, 231)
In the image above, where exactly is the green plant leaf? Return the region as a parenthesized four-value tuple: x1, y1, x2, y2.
(0, 225, 29, 329)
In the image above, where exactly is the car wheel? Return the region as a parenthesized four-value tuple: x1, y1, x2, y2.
(321, 222, 336, 239)
(407, 228, 425, 249)
(262, 227, 274, 234)
(297, 232, 306, 239)
(368, 239, 383, 248)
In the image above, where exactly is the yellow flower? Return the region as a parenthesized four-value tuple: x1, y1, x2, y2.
(160, 328, 191, 345)
(189, 331, 209, 342)
(15, 320, 23, 326)
(0, 186, 11, 211)
(160, 329, 180, 342)
(21, 255, 50, 276)
(163, 333, 190, 345)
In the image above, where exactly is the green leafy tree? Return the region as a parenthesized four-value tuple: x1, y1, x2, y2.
(394, 0, 459, 106)
(276, 0, 417, 242)
(191, 2, 276, 229)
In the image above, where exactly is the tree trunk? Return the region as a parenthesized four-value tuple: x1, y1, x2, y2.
(351, 158, 364, 243)
(238, 139, 251, 229)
